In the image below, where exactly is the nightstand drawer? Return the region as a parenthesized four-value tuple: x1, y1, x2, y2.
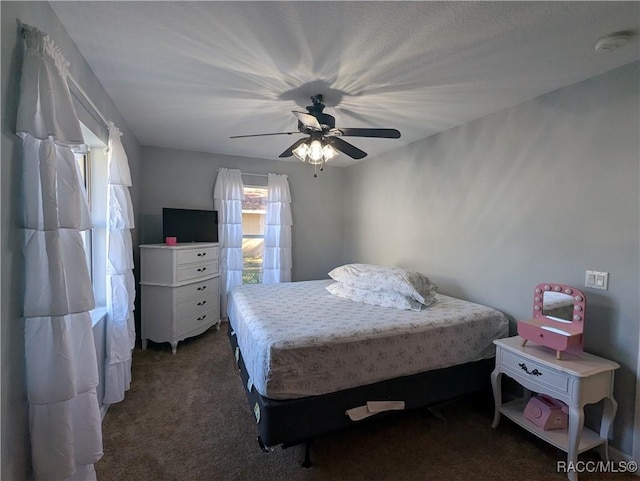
(501, 349, 569, 394)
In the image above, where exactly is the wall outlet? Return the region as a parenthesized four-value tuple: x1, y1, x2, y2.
(585, 270, 608, 290)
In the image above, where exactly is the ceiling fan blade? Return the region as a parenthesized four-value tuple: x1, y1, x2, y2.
(327, 137, 367, 160)
(292, 111, 322, 131)
(330, 128, 401, 139)
(230, 131, 300, 139)
(279, 138, 308, 158)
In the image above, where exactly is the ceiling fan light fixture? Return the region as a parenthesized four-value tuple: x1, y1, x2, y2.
(292, 141, 310, 162)
(322, 143, 338, 162)
(293, 138, 338, 167)
(308, 139, 324, 163)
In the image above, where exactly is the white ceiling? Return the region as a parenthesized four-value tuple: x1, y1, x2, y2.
(50, 1, 639, 167)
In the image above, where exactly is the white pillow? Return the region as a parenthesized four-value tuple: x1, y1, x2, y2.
(326, 282, 425, 311)
(328, 263, 438, 306)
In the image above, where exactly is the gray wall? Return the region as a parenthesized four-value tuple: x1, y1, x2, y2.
(344, 62, 639, 455)
(1, 3, 637, 480)
(140, 147, 346, 282)
(1, 3, 142, 480)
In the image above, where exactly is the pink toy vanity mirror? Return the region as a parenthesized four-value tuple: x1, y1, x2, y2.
(517, 283, 586, 359)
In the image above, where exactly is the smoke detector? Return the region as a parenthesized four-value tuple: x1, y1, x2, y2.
(595, 31, 633, 52)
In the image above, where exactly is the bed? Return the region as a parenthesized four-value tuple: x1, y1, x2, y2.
(227, 277, 509, 464)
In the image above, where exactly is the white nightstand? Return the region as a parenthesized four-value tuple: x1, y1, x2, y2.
(491, 336, 619, 481)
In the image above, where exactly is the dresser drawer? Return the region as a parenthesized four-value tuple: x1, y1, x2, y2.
(176, 261, 218, 283)
(140, 243, 219, 286)
(177, 246, 218, 266)
(176, 279, 219, 325)
(177, 306, 218, 337)
(177, 294, 213, 318)
(175, 277, 218, 302)
(501, 349, 569, 394)
(177, 283, 217, 313)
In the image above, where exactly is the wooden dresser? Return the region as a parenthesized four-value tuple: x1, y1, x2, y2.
(140, 242, 221, 354)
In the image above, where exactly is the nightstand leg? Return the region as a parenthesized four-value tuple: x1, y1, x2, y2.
(598, 396, 618, 462)
(170, 341, 178, 355)
(142, 339, 148, 350)
(567, 404, 585, 481)
(491, 368, 502, 428)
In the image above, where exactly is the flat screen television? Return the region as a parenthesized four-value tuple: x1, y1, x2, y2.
(162, 208, 218, 243)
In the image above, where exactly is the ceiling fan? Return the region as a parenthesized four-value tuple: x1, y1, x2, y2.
(230, 94, 401, 176)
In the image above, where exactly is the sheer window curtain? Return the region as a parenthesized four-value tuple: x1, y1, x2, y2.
(17, 23, 103, 480)
(104, 121, 136, 404)
(213, 168, 244, 318)
(263, 173, 292, 284)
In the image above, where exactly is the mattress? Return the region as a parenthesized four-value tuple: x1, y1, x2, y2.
(227, 279, 509, 400)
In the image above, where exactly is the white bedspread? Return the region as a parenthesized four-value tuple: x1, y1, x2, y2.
(228, 280, 509, 400)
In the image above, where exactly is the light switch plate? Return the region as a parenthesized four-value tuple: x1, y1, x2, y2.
(585, 270, 609, 290)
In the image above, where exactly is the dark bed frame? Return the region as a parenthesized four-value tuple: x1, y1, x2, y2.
(227, 325, 495, 466)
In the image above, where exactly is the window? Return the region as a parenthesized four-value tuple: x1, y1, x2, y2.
(77, 123, 108, 308)
(242, 186, 268, 284)
(74, 151, 93, 278)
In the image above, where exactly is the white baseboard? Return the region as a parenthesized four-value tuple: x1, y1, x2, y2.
(609, 446, 631, 463)
(608, 446, 639, 477)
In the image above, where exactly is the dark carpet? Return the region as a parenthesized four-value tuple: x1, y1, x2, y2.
(96, 325, 633, 481)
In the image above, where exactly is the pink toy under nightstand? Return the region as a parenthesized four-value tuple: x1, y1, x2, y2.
(524, 394, 568, 430)
(517, 283, 586, 360)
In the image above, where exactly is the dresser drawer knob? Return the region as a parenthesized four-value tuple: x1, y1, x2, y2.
(197, 314, 207, 321)
(197, 285, 207, 291)
(197, 267, 207, 272)
(519, 362, 542, 376)
(197, 300, 207, 306)
(197, 252, 207, 257)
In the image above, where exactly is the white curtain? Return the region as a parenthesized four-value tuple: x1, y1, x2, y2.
(17, 23, 103, 481)
(213, 168, 244, 318)
(263, 173, 292, 284)
(104, 121, 136, 404)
